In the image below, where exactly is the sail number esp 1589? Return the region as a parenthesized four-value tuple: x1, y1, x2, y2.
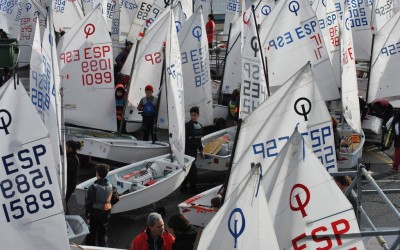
(1, 144, 55, 223)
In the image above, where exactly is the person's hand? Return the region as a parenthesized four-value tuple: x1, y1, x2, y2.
(85, 219, 90, 225)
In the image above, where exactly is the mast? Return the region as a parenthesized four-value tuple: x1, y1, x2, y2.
(153, 44, 166, 144)
(252, 4, 270, 96)
(118, 35, 143, 134)
(365, 34, 375, 104)
(220, 118, 242, 205)
(218, 23, 233, 104)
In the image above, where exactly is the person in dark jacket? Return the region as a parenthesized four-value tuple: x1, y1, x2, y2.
(391, 111, 400, 172)
(180, 106, 204, 194)
(167, 213, 198, 250)
(66, 140, 82, 204)
(137, 84, 158, 142)
(85, 164, 114, 247)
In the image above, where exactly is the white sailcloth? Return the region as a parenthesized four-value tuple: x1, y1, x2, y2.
(18, 0, 47, 67)
(51, 0, 84, 32)
(30, 19, 65, 196)
(254, 0, 275, 24)
(226, 63, 337, 199)
(121, 9, 170, 124)
(262, 129, 365, 249)
(176, 0, 192, 19)
(341, 3, 362, 134)
(0, 0, 22, 39)
(197, 165, 280, 250)
(178, 6, 213, 126)
(126, 0, 156, 42)
(165, 10, 185, 166)
(368, 11, 400, 108)
(111, 0, 121, 43)
(173, 1, 187, 33)
(259, 0, 340, 101)
(221, 15, 242, 94)
(312, 0, 341, 88)
(57, 5, 117, 132)
(223, 0, 241, 35)
(373, 0, 400, 32)
(240, 10, 268, 120)
(119, 0, 139, 42)
(0, 79, 70, 250)
(193, 0, 211, 26)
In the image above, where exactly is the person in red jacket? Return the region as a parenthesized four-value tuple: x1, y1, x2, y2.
(206, 14, 215, 48)
(130, 212, 175, 250)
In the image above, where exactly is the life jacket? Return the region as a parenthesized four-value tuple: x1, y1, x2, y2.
(228, 99, 237, 116)
(115, 84, 126, 120)
(92, 182, 113, 210)
(142, 97, 156, 116)
(189, 121, 203, 140)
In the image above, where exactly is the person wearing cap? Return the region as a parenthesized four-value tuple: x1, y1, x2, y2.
(137, 85, 158, 142)
(115, 40, 133, 85)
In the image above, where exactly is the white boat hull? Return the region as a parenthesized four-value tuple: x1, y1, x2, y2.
(125, 121, 142, 133)
(65, 126, 135, 140)
(66, 215, 89, 245)
(77, 138, 170, 164)
(76, 154, 195, 214)
(337, 128, 365, 169)
(178, 185, 220, 227)
(197, 126, 237, 171)
(212, 104, 228, 120)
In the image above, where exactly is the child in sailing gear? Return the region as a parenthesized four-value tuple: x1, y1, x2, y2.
(115, 84, 126, 132)
(85, 164, 117, 247)
(180, 106, 204, 194)
(137, 84, 158, 142)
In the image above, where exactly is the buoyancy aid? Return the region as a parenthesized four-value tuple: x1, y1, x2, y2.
(92, 182, 113, 210)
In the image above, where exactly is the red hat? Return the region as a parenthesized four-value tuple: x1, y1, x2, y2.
(145, 84, 153, 92)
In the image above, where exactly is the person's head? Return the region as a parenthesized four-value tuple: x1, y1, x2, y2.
(0, 29, 4, 34)
(211, 196, 221, 211)
(145, 84, 154, 98)
(125, 40, 133, 51)
(333, 175, 352, 191)
(231, 89, 240, 100)
(115, 84, 125, 98)
(331, 116, 338, 129)
(147, 212, 164, 237)
(66, 140, 82, 153)
(190, 106, 200, 122)
(167, 213, 189, 235)
(208, 14, 214, 21)
(95, 163, 110, 179)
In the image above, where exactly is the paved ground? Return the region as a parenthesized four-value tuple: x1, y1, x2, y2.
(66, 128, 400, 249)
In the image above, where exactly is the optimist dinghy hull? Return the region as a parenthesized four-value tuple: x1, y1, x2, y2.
(178, 185, 220, 227)
(75, 154, 195, 214)
(66, 215, 89, 244)
(337, 127, 365, 169)
(197, 126, 237, 171)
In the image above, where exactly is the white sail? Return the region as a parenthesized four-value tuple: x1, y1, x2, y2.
(262, 129, 365, 249)
(221, 15, 242, 94)
(312, 0, 341, 89)
(341, 3, 362, 134)
(223, 0, 241, 35)
(226, 63, 337, 198)
(18, 0, 47, 67)
(126, 0, 156, 42)
(368, 11, 400, 108)
(121, 9, 170, 123)
(52, 0, 84, 32)
(173, 1, 187, 33)
(119, 0, 139, 42)
(239, 10, 268, 120)
(165, 10, 185, 166)
(373, 0, 400, 32)
(111, 0, 121, 43)
(259, 0, 340, 101)
(176, 0, 192, 18)
(197, 165, 280, 250)
(178, 6, 213, 126)
(30, 19, 65, 196)
(193, 0, 211, 26)
(57, 5, 117, 132)
(0, 0, 23, 39)
(254, 0, 275, 24)
(0, 79, 70, 250)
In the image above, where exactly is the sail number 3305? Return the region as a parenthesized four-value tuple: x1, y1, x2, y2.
(1, 144, 55, 223)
